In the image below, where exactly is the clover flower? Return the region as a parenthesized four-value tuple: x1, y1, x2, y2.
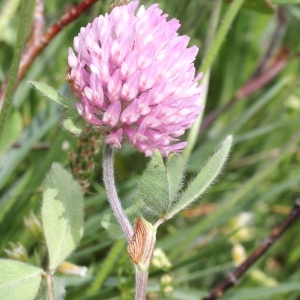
(67, 1, 205, 156)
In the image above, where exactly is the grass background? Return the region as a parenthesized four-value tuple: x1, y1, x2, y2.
(1, 0, 300, 299)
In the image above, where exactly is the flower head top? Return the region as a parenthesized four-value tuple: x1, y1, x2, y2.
(67, 1, 205, 156)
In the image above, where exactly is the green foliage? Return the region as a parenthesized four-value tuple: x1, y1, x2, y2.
(0, 163, 84, 299)
(201, 0, 246, 73)
(62, 117, 86, 136)
(272, 0, 300, 3)
(28, 81, 75, 109)
(42, 163, 84, 271)
(140, 137, 231, 219)
(29, 81, 85, 136)
(168, 135, 232, 218)
(88, 240, 125, 295)
(140, 151, 172, 216)
(0, 259, 43, 300)
(0, 0, 34, 139)
(0, 109, 22, 154)
(140, 151, 186, 217)
(226, 0, 275, 14)
(0, 109, 61, 192)
(166, 153, 185, 206)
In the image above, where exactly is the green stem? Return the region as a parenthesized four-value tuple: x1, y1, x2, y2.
(201, 0, 246, 74)
(0, 0, 34, 139)
(184, 0, 245, 159)
(46, 273, 55, 300)
(0, 0, 21, 36)
(183, 0, 222, 159)
(135, 267, 148, 300)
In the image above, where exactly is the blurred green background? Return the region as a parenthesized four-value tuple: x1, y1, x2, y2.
(1, 0, 300, 299)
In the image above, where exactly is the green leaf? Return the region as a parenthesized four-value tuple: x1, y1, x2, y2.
(29, 81, 86, 136)
(140, 151, 169, 216)
(28, 81, 75, 109)
(226, 0, 275, 14)
(140, 152, 186, 217)
(166, 153, 185, 206)
(101, 213, 126, 239)
(0, 107, 60, 191)
(62, 117, 85, 136)
(0, 259, 43, 300)
(0, 109, 22, 154)
(0, 0, 34, 142)
(168, 135, 233, 218)
(42, 163, 84, 271)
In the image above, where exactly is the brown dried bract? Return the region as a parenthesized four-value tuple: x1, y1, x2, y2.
(127, 218, 148, 264)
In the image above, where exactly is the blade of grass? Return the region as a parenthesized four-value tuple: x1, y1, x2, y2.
(0, 106, 61, 190)
(188, 79, 286, 172)
(0, 0, 34, 136)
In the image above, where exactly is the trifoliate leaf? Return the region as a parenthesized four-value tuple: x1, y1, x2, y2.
(140, 151, 186, 217)
(0, 259, 43, 300)
(42, 163, 84, 271)
(140, 151, 169, 216)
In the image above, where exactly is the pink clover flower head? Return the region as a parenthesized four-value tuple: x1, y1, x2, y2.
(67, 0, 205, 157)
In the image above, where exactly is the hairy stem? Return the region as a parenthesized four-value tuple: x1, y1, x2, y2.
(135, 267, 148, 300)
(102, 144, 133, 242)
(103, 146, 155, 299)
(46, 273, 54, 300)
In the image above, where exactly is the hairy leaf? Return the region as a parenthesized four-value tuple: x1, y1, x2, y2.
(42, 163, 84, 271)
(28, 81, 75, 109)
(168, 135, 233, 218)
(0, 259, 42, 300)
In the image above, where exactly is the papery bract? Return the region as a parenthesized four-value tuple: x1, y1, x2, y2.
(67, 1, 205, 156)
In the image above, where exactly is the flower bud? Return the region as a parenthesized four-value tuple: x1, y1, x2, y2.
(4, 242, 28, 262)
(151, 248, 172, 270)
(56, 261, 88, 277)
(231, 242, 246, 266)
(23, 211, 42, 240)
(228, 212, 253, 242)
(162, 285, 174, 297)
(160, 274, 172, 286)
(250, 269, 277, 287)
